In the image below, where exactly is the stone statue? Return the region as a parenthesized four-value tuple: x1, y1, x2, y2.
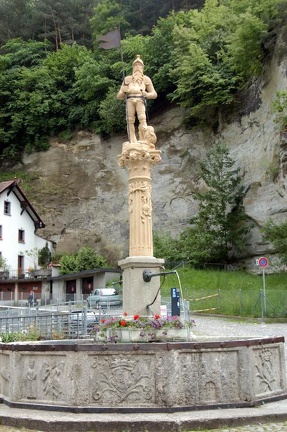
(117, 55, 157, 144)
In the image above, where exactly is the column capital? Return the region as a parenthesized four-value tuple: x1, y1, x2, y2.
(118, 141, 161, 168)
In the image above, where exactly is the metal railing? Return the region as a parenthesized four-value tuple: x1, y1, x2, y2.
(0, 307, 93, 340)
(0, 298, 193, 340)
(0, 268, 51, 280)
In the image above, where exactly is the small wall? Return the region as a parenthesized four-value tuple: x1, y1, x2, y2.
(0, 337, 286, 413)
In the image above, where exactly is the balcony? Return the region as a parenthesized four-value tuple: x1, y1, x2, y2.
(0, 269, 52, 281)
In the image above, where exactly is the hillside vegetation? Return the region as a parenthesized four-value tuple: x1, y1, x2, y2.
(0, 0, 286, 161)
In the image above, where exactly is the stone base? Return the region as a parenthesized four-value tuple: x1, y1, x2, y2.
(0, 337, 286, 412)
(118, 256, 165, 316)
(95, 327, 192, 343)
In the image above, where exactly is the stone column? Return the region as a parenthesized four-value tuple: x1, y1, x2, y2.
(118, 141, 161, 257)
(118, 141, 164, 316)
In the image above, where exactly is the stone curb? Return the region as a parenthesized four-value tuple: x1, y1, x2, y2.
(1, 399, 287, 432)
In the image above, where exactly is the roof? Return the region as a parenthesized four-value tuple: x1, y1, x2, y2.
(0, 179, 45, 228)
(49, 268, 122, 281)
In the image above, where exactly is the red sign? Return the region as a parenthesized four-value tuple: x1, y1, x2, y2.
(258, 257, 268, 268)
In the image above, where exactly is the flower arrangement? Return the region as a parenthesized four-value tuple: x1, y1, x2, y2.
(93, 312, 194, 343)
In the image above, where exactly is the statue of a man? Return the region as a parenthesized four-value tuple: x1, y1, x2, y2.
(117, 55, 157, 143)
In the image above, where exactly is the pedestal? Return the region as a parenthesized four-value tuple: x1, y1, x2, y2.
(118, 256, 164, 316)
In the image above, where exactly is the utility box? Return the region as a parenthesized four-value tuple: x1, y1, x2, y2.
(171, 287, 180, 316)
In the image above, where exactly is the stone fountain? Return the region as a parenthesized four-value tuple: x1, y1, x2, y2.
(0, 56, 286, 417)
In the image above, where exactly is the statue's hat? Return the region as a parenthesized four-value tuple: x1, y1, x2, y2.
(132, 55, 144, 68)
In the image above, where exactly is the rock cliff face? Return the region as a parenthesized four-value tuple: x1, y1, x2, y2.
(19, 51, 287, 268)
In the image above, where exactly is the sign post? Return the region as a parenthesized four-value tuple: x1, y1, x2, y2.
(257, 257, 268, 314)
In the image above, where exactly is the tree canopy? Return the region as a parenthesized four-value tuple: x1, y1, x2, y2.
(58, 247, 108, 274)
(179, 144, 248, 266)
(262, 220, 287, 264)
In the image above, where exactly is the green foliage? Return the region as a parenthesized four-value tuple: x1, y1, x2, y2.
(0, 256, 9, 270)
(0, 38, 52, 68)
(160, 267, 287, 318)
(262, 220, 287, 264)
(90, 0, 128, 43)
(145, 13, 179, 94)
(170, 0, 285, 123)
(0, 171, 38, 192)
(59, 246, 108, 274)
(58, 254, 77, 275)
(76, 246, 108, 270)
(153, 232, 182, 268)
(1, 328, 40, 342)
(273, 91, 287, 131)
(0, 0, 96, 48)
(0, 325, 66, 342)
(0, 0, 286, 157)
(0, 43, 105, 159)
(38, 242, 52, 268)
(180, 144, 248, 266)
(96, 87, 126, 136)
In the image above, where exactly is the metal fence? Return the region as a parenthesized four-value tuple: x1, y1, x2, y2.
(188, 288, 287, 319)
(2, 287, 283, 341)
(0, 297, 192, 340)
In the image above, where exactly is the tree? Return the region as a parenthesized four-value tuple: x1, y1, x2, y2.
(75, 246, 107, 271)
(262, 220, 287, 264)
(153, 232, 181, 268)
(0, 0, 96, 49)
(38, 242, 52, 267)
(180, 144, 248, 266)
(59, 247, 108, 274)
(169, 0, 285, 125)
(273, 91, 287, 132)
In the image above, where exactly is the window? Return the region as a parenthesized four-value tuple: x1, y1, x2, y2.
(0, 225, 2, 239)
(18, 255, 24, 278)
(4, 201, 11, 215)
(18, 229, 25, 243)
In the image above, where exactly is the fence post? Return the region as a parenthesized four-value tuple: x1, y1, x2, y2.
(218, 289, 221, 312)
(260, 289, 264, 321)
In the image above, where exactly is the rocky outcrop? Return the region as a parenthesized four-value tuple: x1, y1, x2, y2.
(13, 50, 287, 269)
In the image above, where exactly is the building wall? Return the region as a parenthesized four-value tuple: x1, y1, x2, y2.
(0, 189, 51, 272)
(51, 271, 122, 303)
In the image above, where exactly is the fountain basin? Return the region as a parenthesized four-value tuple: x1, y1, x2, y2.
(0, 337, 286, 413)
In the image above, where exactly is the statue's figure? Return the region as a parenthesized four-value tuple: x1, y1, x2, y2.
(117, 55, 157, 143)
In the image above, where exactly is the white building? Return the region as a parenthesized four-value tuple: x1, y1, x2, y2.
(0, 179, 120, 306)
(0, 179, 53, 277)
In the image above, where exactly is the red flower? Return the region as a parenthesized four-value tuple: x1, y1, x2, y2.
(123, 312, 128, 317)
(120, 320, 127, 327)
(133, 314, 140, 320)
(154, 314, 160, 319)
(101, 319, 106, 323)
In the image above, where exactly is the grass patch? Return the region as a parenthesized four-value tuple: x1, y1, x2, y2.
(160, 267, 287, 318)
(0, 171, 39, 192)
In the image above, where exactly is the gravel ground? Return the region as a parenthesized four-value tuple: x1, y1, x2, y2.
(192, 314, 287, 363)
(192, 314, 287, 340)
